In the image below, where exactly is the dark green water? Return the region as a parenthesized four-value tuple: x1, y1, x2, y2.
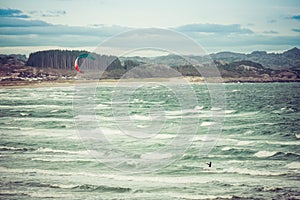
(0, 82, 299, 199)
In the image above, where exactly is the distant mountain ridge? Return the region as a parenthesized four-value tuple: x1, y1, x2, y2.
(211, 47, 300, 69)
(0, 48, 300, 83)
(122, 47, 300, 70)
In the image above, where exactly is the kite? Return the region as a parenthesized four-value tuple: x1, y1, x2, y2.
(74, 53, 95, 73)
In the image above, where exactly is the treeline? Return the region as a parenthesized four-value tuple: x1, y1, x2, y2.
(27, 50, 123, 71)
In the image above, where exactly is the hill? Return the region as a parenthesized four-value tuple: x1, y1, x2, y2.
(0, 48, 300, 84)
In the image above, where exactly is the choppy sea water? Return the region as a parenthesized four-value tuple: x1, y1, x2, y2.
(0, 82, 299, 199)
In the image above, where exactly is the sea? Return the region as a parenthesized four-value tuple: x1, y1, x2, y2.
(0, 82, 299, 199)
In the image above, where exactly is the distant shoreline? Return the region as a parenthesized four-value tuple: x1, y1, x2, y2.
(1, 77, 299, 89)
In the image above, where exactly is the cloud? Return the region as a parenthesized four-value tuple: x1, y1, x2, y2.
(0, 18, 50, 27)
(0, 8, 29, 18)
(0, 17, 130, 47)
(29, 10, 66, 17)
(267, 19, 277, 23)
(292, 28, 300, 32)
(0, 17, 298, 54)
(0, 19, 129, 36)
(263, 30, 278, 34)
(175, 23, 253, 34)
(291, 15, 300, 21)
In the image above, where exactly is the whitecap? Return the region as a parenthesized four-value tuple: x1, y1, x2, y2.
(194, 105, 204, 110)
(210, 107, 222, 111)
(236, 141, 254, 146)
(244, 130, 254, 135)
(130, 114, 152, 121)
(225, 167, 286, 176)
(31, 157, 94, 162)
(141, 152, 172, 160)
(20, 112, 30, 116)
(224, 110, 236, 114)
(254, 151, 277, 158)
(285, 162, 300, 169)
(95, 104, 109, 109)
(200, 122, 216, 126)
(154, 134, 176, 139)
(35, 148, 89, 155)
(221, 147, 233, 151)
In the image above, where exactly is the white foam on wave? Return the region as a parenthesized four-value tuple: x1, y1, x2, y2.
(222, 147, 233, 151)
(0, 104, 68, 109)
(141, 152, 173, 160)
(154, 134, 176, 139)
(225, 167, 286, 176)
(14, 117, 72, 122)
(164, 109, 200, 116)
(130, 114, 152, 121)
(244, 130, 254, 135)
(95, 104, 109, 109)
(166, 192, 233, 200)
(295, 134, 300, 139)
(262, 141, 300, 145)
(225, 110, 236, 114)
(0, 145, 26, 151)
(286, 162, 300, 169)
(74, 115, 96, 121)
(31, 157, 94, 162)
(35, 148, 89, 155)
(200, 122, 216, 126)
(194, 105, 204, 110)
(254, 151, 277, 158)
(236, 141, 254, 146)
(211, 107, 222, 111)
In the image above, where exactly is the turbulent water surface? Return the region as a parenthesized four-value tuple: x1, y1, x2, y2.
(0, 82, 299, 199)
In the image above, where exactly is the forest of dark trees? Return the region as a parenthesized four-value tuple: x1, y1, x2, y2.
(27, 50, 123, 72)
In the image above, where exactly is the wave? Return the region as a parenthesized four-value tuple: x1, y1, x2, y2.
(254, 151, 277, 158)
(72, 184, 131, 193)
(0, 145, 34, 152)
(13, 117, 72, 122)
(254, 151, 300, 160)
(285, 162, 300, 169)
(221, 147, 255, 154)
(236, 141, 254, 146)
(200, 122, 216, 126)
(0, 190, 30, 197)
(225, 167, 287, 176)
(154, 134, 176, 139)
(130, 114, 152, 121)
(262, 140, 300, 146)
(31, 157, 94, 162)
(35, 148, 88, 155)
(0, 104, 69, 109)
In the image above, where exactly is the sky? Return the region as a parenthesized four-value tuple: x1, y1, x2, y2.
(0, 0, 299, 56)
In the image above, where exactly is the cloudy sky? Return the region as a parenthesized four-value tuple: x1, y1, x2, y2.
(0, 0, 299, 56)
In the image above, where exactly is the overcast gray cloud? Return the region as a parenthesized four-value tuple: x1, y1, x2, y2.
(29, 10, 67, 17)
(0, 18, 50, 27)
(263, 30, 278, 34)
(0, 8, 29, 18)
(175, 24, 253, 34)
(291, 15, 300, 21)
(292, 28, 300, 33)
(0, 7, 299, 53)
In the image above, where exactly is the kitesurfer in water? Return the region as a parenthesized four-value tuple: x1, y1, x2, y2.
(206, 162, 212, 167)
